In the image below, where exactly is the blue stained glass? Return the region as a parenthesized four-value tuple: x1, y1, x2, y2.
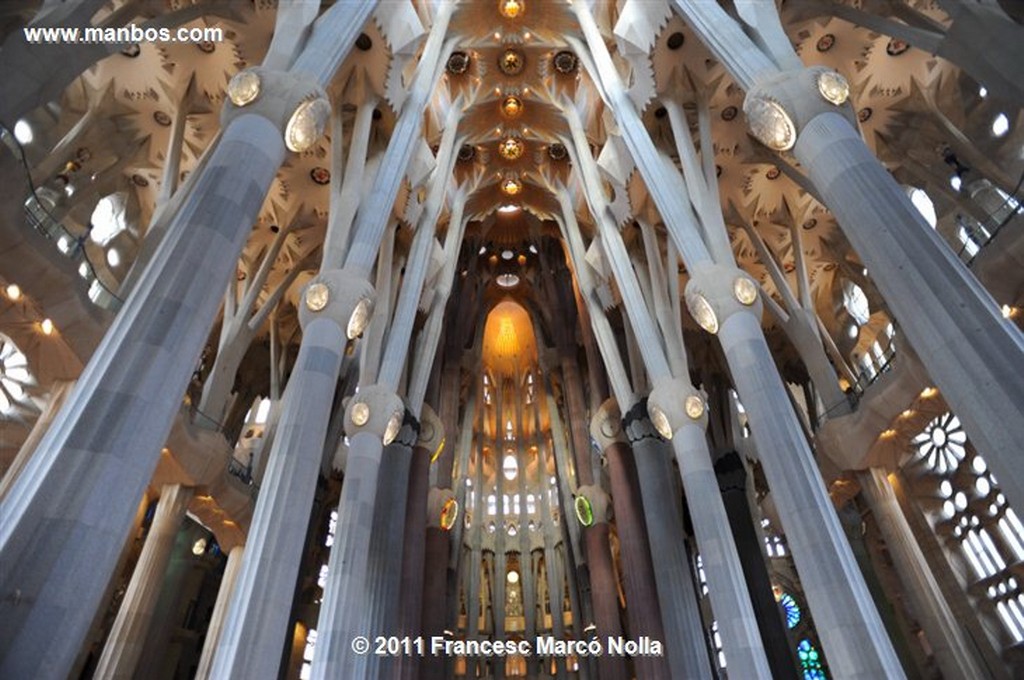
(780, 592, 801, 628)
(797, 639, 826, 679)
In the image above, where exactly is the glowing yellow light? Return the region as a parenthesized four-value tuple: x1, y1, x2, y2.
(499, 49, 524, 76)
(499, 136, 524, 160)
(40, 318, 54, 335)
(501, 177, 522, 195)
(499, 0, 524, 18)
(919, 387, 938, 399)
(5, 284, 21, 300)
(900, 409, 914, 418)
(880, 429, 897, 439)
(502, 95, 523, 118)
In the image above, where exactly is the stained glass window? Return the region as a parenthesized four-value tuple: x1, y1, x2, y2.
(779, 592, 802, 629)
(797, 639, 826, 679)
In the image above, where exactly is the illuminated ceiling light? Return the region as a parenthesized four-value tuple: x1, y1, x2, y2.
(574, 495, 594, 527)
(919, 386, 938, 399)
(440, 498, 459, 531)
(285, 98, 330, 153)
(13, 120, 33, 145)
(106, 248, 121, 268)
(649, 404, 674, 440)
(733, 277, 759, 305)
(499, 136, 524, 160)
(880, 428, 897, 439)
(501, 95, 523, 118)
(688, 294, 719, 334)
(684, 395, 705, 420)
(499, 0, 524, 19)
(5, 284, 21, 300)
(745, 96, 796, 151)
(816, 70, 849, 106)
(501, 177, 522, 195)
(1002, 304, 1015, 318)
(501, 249, 515, 260)
(40, 318, 54, 335)
(992, 113, 1009, 137)
(507, 569, 520, 584)
(226, 69, 261, 107)
(383, 409, 404, 445)
(498, 205, 520, 214)
(350, 401, 370, 426)
(304, 282, 330, 312)
(499, 49, 525, 76)
(901, 409, 914, 418)
(496, 273, 520, 288)
(192, 538, 207, 555)
(347, 297, 372, 339)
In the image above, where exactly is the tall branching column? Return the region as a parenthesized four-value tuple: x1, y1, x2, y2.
(561, 98, 770, 677)
(575, 4, 905, 676)
(674, 0, 1024, 554)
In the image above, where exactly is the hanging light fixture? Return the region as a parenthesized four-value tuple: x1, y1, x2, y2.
(499, 0, 524, 19)
(501, 175, 522, 196)
(499, 136, 525, 160)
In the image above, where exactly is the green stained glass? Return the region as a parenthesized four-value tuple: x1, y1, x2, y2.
(574, 495, 594, 527)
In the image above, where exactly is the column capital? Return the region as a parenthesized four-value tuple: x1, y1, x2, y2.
(684, 261, 763, 335)
(344, 384, 405, 445)
(416, 403, 445, 458)
(222, 68, 330, 153)
(297, 267, 375, 337)
(575, 484, 610, 525)
(426, 487, 457, 530)
(621, 398, 663, 445)
(647, 377, 709, 440)
(744, 66, 856, 152)
(590, 398, 626, 451)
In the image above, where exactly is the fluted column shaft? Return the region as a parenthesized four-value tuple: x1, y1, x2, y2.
(395, 446, 431, 680)
(94, 484, 194, 679)
(194, 545, 245, 680)
(210, 317, 346, 678)
(858, 468, 985, 679)
(796, 112, 1024, 518)
(623, 406, 713, 679)
(604, 441, 671, 679)
(0, 114, 285, 680)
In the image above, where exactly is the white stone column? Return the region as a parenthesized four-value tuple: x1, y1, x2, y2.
(858, 469, 985, 679)
(194, 545, 244, 680)
(0, 379, 74, 501)
(93, 484, 194, 679)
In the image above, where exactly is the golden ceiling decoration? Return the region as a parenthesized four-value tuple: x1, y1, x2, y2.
(502, 95, 523, 118)
(499, 136, 525, 160)
(499, 0, 524, 19)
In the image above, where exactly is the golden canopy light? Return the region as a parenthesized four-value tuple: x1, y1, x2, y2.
(499, 0, 524, 19)
(501, 176, 522, 196)
(499, 49, 525, 76)
(499, 136, 525, 160)
(502, 95, 523, 118)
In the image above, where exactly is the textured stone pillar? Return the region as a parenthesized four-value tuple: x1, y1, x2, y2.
(715, 452, 799, 678)
(395, 445, 431, 680)
(194, 545, 244, 680)
(364, 413, 418, 680)
(0, 379, 74, 501)
(93, 484, 193, 679)
(715, 308, 903, 679)
(576, 486, 628, 680)
(623, 402, 714, 679)
(209, 315, 347, 678)
(668, 426, 771, 679)
(419, 526, 448, 680)
(793, 110, 1024, 516)
(858, 469, 986, 679)
(0, 113, 285, 680)
(311, 386, 404, 678)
